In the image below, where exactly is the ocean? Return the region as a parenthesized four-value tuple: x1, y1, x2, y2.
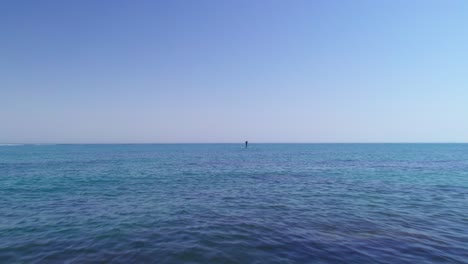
(1, 144, 467, 263)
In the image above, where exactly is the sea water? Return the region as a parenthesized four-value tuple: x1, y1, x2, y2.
(1, 144, 467, 263)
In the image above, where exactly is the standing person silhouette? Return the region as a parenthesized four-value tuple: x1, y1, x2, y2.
(245, 141, 248, 148)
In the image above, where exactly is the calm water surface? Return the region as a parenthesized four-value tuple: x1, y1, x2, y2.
(1, 144, 467, 263)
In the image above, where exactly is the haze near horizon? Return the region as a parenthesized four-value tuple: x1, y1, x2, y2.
(1, 0, 467, 143)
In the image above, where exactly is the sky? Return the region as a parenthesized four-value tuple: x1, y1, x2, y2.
(1, 0, 467, 143)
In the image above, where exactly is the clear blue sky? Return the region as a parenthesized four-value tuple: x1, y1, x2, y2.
(1, 0, 467, 143)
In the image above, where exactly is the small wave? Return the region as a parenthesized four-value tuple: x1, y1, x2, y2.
(0, 144, 24, 146)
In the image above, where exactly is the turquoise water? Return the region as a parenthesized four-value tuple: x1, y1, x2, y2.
(1, 144, 467, 263)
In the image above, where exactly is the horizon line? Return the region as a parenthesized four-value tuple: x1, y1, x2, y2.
(2, 142, 468, 145)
